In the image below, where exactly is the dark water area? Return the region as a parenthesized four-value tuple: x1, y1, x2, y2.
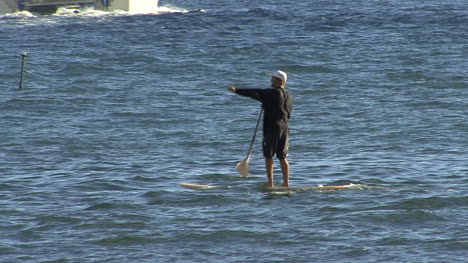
(1, 0, 467, 262)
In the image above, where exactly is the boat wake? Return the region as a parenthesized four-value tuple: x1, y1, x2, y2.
(0, 4, 200, 19)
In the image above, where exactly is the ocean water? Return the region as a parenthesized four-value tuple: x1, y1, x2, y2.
(1, 0, 467, 262)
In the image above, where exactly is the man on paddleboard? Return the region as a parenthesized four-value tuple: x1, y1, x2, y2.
(228, 70, 293, 187)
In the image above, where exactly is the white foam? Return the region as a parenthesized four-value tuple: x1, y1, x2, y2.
(1, 11, 35, 18)
(54, 6, 108, 16)
(55, 4, 192, 16)
(156, 5, 190, 14)
(0, 4, 198, 19)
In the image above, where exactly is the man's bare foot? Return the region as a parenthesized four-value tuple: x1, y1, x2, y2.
(263, 182, 274, 188)
(280, 183, 290, 188)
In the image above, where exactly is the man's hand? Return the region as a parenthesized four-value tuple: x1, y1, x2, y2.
(228, 86, 236, 93)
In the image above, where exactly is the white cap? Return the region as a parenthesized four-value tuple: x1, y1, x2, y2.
(271, 70, 287, 82)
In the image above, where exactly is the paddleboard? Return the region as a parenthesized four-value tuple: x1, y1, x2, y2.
(265, 184, 355, 191)
(181, 183, 359, 191)
(180, 183, 220, 190)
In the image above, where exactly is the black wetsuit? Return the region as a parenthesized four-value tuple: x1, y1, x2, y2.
(235, 87, 292, 159)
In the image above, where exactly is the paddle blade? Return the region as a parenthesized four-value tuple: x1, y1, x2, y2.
(236, 158, 250, 177)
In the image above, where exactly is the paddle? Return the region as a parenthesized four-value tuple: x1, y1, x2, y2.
(236, 108, 263, 177)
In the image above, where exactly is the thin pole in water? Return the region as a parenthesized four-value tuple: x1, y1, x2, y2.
(19, 52, 27, 90)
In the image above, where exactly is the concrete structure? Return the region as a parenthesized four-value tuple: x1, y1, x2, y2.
(0, 0, 158, 14)
(104, 0, 158, 13)
(0, 0, 18, 14)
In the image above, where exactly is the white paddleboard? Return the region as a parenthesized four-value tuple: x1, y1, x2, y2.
(181, 183, 359, 191)
(265, 184, 356, 191)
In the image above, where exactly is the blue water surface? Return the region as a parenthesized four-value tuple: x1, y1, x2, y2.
(1, 0, 467, 262)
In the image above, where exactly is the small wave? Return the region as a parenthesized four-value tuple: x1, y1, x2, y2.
(0, 11, 35, 18)
(53, 5, 107, 16)
(157, 5, 190, 14)
(92, 235, 156, 245)
(288, 64, 338, 74)
(392, 196, 468, 210)
(85, 202, 116, 210)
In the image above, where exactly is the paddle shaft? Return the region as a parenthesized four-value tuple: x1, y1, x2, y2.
(245, 108, 263, 157)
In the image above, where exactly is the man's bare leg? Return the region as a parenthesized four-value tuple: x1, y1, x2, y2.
(279, 158, 290, 187)
(264, 158, 274, 187)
